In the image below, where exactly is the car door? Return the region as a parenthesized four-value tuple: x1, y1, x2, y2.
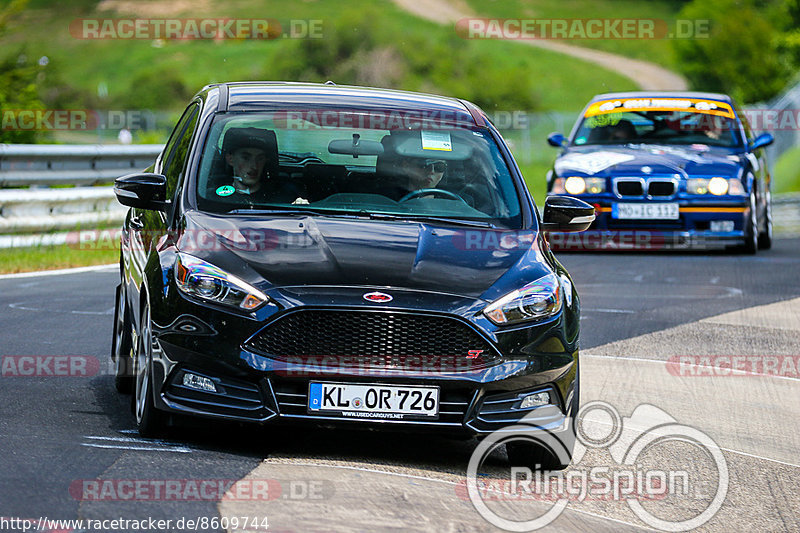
(126, 102, 201, 315)
(737, 107, 770, 218)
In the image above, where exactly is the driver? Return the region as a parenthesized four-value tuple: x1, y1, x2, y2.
(405, 158, 447, 190)
(386, 157, 447, 200)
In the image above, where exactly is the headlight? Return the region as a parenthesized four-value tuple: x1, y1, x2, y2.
(687, 177, 743, 195)
(175, 253, 268, 311)
(564, 176, 586, 195)
(708, 177, 728, 195)
(553, 177, 605, 195)
(483, 272, 562, 325)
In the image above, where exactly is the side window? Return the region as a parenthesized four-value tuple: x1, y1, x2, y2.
(736, 107, 754, 144)
(161, 103, 201, 200)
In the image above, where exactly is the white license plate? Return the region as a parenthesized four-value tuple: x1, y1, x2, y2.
(612, 203, 679, 220)
(308, 382, 439, 419)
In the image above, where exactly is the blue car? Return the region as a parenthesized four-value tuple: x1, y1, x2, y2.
(545, 92, 774, 252)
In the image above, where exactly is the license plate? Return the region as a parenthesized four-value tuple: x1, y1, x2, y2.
(612, 203, 679, 220)
(308, 382, 439, 419)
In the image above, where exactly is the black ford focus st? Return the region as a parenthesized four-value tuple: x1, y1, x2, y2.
(112, 82, 593, 467)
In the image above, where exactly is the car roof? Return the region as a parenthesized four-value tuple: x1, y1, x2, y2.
(200, 81, 482, 125)
(588, 91, 734, 104)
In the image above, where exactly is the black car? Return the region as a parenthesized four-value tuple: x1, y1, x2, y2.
(111, 81, 593, 467)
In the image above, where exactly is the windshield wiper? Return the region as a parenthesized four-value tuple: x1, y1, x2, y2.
(227, 208, 496, 227)
(227, 208, 328, 216)
(367, 212, 496, 228)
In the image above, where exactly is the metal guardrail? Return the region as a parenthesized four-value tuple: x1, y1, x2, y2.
(0, 144, 163, 242)
(0, 144, 163, 186)
(773, 192, 800, 237)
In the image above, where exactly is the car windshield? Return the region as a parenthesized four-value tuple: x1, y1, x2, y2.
(572, 98, 743, 148)
(195, 111, 523, 228)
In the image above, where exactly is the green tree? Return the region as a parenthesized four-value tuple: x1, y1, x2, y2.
(673, 0, 789, 103)
(0, 0, 48, 143)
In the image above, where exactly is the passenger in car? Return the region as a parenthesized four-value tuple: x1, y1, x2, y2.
(221, 127, 306, 204)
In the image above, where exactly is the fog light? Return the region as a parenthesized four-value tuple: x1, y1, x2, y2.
(182, 373, 217, 393)
(520, 391, 551, 409)
(710, 220, 734, 232)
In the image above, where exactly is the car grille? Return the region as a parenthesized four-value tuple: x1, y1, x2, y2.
(647, 180, 676, 197)
(616, 180, 644, 196)
(270, 379, 475, 425)
(244, 310, 499, 371)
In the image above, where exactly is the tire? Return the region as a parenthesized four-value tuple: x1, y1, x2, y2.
(506, 439, 572, 471)
(741, 191, 758, 254)
(112, 283, 133, 393)
(506, 377, 578, 472)
(132, 301, 166, 437)
(758, 190, 773, 250)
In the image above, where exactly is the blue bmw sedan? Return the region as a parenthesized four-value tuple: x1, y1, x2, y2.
(546, 92, 774, 253)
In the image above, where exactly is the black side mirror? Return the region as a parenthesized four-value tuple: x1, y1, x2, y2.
(748, 132, 774, 152)
(114, 173, 168, 211)
(541, 196, 595, 232)
(547, 132, 566, 147)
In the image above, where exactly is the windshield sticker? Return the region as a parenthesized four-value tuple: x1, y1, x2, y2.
(585, 98, 735, 119)
(586, 113, 623, 128)
(216, 185, 235, 197)
(555, 151, 635, 175)
(421, 131, 453, 151)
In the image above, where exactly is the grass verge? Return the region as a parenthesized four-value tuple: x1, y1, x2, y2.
(0, 242, 119, 274)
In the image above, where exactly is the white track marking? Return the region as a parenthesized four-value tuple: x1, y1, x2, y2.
(583, 353, 800, 468)
(263, 460, 658, 531)
(80, 443, 192, 453)
(82, 435, 194, 453)
(8, 301, 115, 315)
(583, 353, 800, 383)
(583, 308, 636, 314)
(84, 435, 188, 446)
(0, 264, 116, 280)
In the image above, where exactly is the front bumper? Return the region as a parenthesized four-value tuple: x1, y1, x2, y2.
(146, 289, 580, 436)
(546, 195, 749, 250)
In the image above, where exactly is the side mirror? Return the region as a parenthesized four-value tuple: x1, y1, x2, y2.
(547, 132, 566, 148)
(748, 132, 774, 152)
(541, 196, 595, 232)
(114, 173, 168, 211)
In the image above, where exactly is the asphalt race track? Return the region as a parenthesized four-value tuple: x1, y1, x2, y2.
(1, 239, 799, 532)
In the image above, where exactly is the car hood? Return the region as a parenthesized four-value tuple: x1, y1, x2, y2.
(554, 144, 743, 178)
(177, 211, 549, 300)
